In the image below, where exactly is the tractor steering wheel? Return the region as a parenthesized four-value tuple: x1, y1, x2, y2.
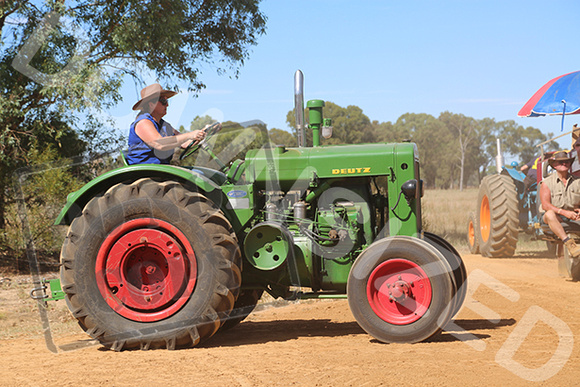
(180, 122, 222, 160)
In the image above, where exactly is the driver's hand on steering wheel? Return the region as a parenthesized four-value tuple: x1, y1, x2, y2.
(191, 129, 206, 142)
(203, 122, 222, 133)
(181, 129, 206, 148)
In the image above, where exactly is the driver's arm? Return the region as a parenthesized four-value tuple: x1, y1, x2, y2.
(135, 120, 204, 151)
(540, 181, 558, 213)
(539, 180, 575, 218)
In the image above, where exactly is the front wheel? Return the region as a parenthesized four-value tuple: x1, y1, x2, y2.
(347, 236, 455, 344)
(60, 178, 241, 350)
(422, 232, 467, 318)
(467, 212, 480, 254)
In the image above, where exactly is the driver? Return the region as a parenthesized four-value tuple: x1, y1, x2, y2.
(126, 83, 206, 165)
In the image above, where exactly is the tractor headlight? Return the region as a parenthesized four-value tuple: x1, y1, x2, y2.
(401, 179, 418, 201)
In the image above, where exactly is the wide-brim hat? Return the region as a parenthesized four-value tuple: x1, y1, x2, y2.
(132, 83, 177, 110)
(548, 150, 575, 167)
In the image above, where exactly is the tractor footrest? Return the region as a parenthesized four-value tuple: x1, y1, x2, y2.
(30, 278, 65, 305)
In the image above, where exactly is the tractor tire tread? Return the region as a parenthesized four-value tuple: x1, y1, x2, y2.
(477, 174, 519, 257)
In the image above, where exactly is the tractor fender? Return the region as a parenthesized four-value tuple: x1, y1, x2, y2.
(54, 164, 221, 226)
(501, 166, 527, 201)
(501, 166, 525, 183)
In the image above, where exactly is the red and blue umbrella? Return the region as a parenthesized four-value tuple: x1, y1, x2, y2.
(518, 71, 580, 123)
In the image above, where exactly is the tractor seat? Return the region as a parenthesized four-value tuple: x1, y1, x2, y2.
(541, 218, 580, 238)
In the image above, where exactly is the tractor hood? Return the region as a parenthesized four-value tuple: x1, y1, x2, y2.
(244, 142, 417, 188)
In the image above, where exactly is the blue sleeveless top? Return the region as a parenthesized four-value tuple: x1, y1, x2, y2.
(126, 113, 175, 165)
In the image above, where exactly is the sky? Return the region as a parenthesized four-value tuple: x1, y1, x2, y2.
(109, 0, 580, 142)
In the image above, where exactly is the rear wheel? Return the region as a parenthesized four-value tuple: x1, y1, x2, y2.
(467, 212, 480, 254)
(571, 259, 580, 281)
(546, 241, 558, 258)
(476, 174, 519, 257)
(60, 178, 241, 350)
(347, 236, 455, 344)
(563, 242, 580, 281)
(220, 289, 263, 330)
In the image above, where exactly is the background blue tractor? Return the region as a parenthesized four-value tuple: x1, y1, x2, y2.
(467, 139, 580, 281)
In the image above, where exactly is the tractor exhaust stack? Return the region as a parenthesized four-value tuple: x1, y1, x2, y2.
(495, 138, 504, 173)
(294, 70, 305, 147)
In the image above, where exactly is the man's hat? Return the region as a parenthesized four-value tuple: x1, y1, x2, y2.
(132, 83, 177, 110)
(548, 150, 575, 167)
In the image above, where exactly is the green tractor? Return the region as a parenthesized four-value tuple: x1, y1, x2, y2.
(51, 71, 466, 350)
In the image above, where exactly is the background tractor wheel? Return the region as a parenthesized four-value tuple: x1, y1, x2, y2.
(546, 241, 558, 258)
(347, 236, 455, 344)
(476, 174, 519, 257)
(60, 178, 241, 351)
(571, 259, 580, 281)
(467, 212, 480, 254)
(563, 239, 580, 281)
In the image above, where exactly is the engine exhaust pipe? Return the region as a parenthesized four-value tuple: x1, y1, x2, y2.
(495, 138, 504, 173)
(294, 70, 305, 147)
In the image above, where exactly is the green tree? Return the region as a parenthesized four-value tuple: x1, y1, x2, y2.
(269, 128, 295, 147)
(373, 120, 398, 142)
(472, 117, 499, 181)
(189, 115, 215, 131)
(185, 118, 271, 169)
(320, 102, 375, 145)
(391, 113, 452, 188)
(476, 119, 559, 178)
(0, 0, 266, 229)
(7, 146, 84, 253)
(286, 101, 375, 146)
(498, 121, 559, 165)
(438, 112, 480, 191)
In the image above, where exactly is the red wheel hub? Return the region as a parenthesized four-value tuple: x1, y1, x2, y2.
(367, 259, 432, 325)
(95, 218, 197, 322)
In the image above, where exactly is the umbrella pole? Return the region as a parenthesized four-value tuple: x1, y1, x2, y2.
(561, 100, 567, 131)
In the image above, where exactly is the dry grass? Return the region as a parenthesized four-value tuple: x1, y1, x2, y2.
(0, 276, 77, 340)
(422, 188, 549, 254)
(422, 188, 478, 246)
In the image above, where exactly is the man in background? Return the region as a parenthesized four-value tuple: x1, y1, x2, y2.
(540, 151, 580, 257)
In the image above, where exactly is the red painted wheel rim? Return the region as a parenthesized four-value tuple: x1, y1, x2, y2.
(95, 218, 197, 322)
(366, 259, 432, 325)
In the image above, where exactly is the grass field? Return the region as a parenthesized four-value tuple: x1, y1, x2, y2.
(422, 188, 548, 254)
(421, 188, 478, 250)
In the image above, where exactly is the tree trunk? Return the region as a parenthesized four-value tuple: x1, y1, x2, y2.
(0, 169, 6, 229)
(459, 150, 465, 192)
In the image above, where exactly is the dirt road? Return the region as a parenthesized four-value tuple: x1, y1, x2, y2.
(0, 253, 579, 386)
